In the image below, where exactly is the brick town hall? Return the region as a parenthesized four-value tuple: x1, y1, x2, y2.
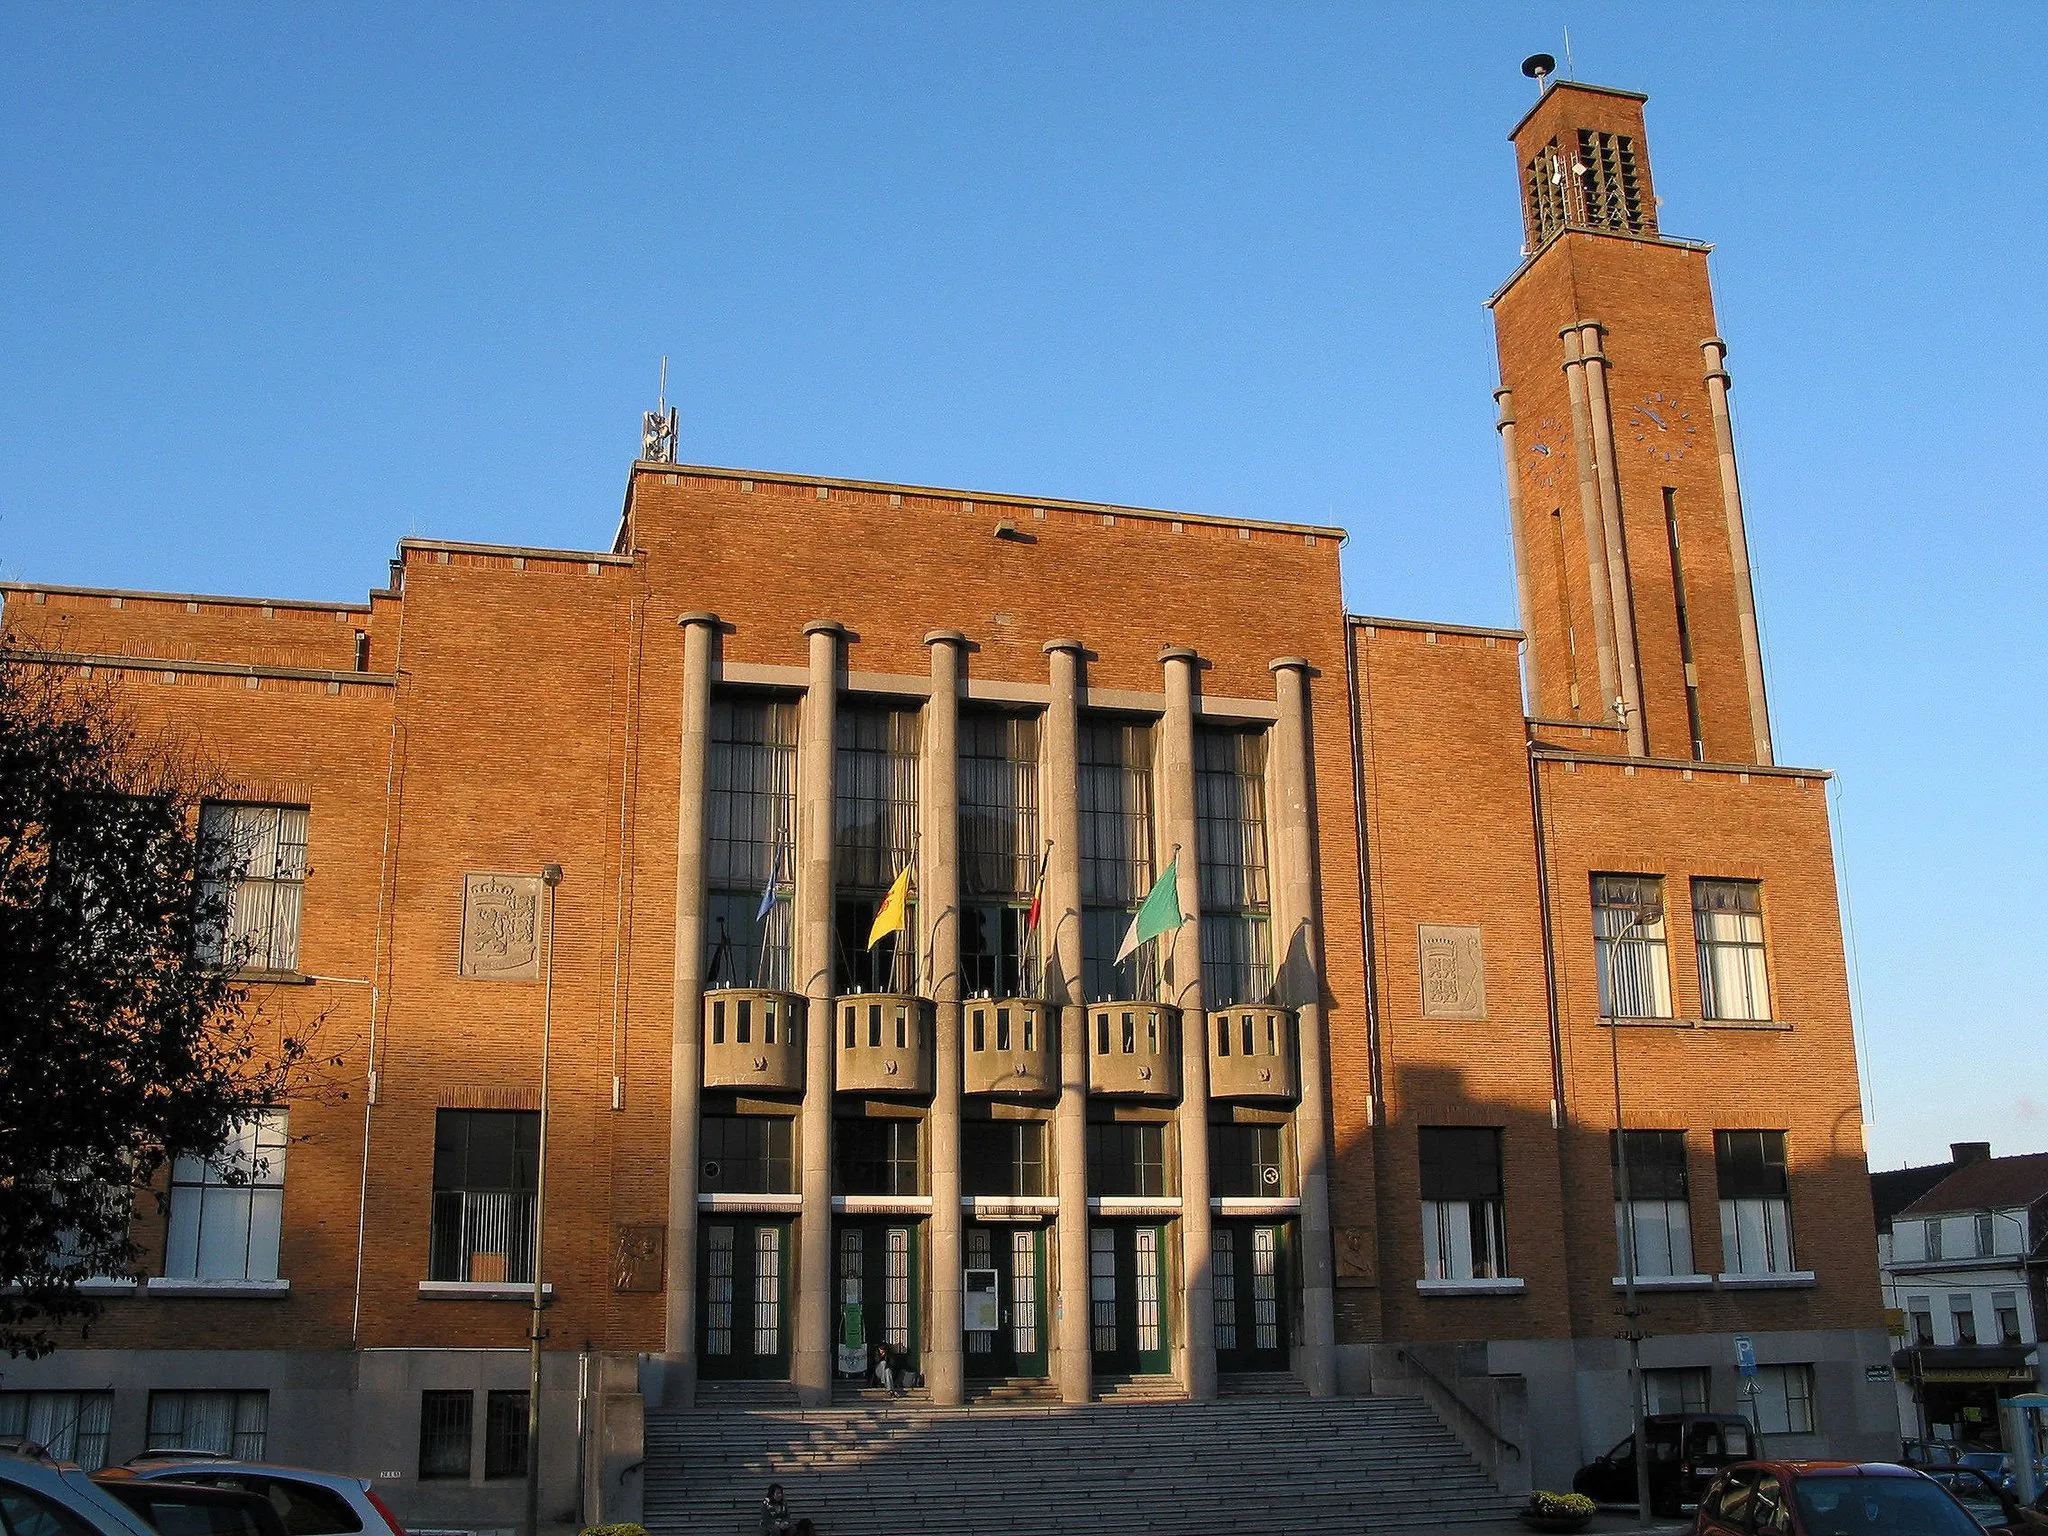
(2, 75, 1898, 1533)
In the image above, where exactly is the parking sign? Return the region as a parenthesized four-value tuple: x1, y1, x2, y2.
(1735, 1335, 1758, 1377)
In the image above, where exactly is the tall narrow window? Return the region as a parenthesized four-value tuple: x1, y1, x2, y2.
(1949, 1293, 1978, 1346)
(959, 711, 1040, 998)
(1593, 875, 1671, 1019)
(1419, 1127, 1507, 1281)
(1612, 1129, 1693, 1278)
(429, 1110, 539, 1283)
(1195, 728, 1271, 1007)
(1695, 879, 1770, 1021)
(483, 1391, 528, 1479)
(1665, 489, 1706, 762)
(705, 696, 797, 991)
(165, 1109, 288, 1281)
(1208, 1123, 1288, 1198)
(197, 804, 309, 973)
(1715, 1130, 1795, 1275)
(1079, 720, 1156, 1001)
(1992, 1291, 2023, 1346)
(835, 705, 920, 994)
(1907, 1295, 1934, 1346)
(417, 1391, 471, 1479)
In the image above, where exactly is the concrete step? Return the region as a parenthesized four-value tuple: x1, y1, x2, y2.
(643, 1390, 1522, 1535)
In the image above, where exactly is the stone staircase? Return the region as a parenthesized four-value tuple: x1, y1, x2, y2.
(644, 1386, 1522, 1535)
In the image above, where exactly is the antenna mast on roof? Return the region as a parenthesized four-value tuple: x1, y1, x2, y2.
(642, 356, 678, 464)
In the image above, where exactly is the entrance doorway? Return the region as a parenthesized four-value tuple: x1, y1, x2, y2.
(698, 1219, 791, 1380)
(1089, 1222, 1171, 1375)
(1213, 1221, 1289, 1371)
(833, 1218, 920, 1380)
(964, 1223, 1048, 1379)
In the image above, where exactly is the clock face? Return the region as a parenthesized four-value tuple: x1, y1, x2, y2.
(1626, 391, 1698, 462)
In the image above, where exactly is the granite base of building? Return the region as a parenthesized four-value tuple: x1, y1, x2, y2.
(0, 1348, 643, 1533)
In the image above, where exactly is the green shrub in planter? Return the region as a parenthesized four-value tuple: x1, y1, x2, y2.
(1525, 1492, 1596, 1518)
(580, 1523, 650, 1536)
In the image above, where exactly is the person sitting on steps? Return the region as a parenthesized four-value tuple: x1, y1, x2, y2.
(759, 1481, 793, 1536)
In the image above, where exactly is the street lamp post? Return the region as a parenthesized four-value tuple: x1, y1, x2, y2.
(526, 864, 563, 1536)
(1606, 902, 1661, 1526)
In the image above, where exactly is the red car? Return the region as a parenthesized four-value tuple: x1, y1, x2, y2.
(1692, 1460, 2019, 1536)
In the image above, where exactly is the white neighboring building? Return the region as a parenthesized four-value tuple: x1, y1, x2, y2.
(1876, 1145, 2047, 1448)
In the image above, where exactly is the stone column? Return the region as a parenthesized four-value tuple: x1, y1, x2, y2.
(1576, 320, 1649, 755)
(922, 631, 967, 1405)
(1700, 338, 1775, 766)
(661, 612, 719, 1407)
(1043, 639, 1092, 1404)
(792, 619, 844, 1405)
(1493, 388, 1550, 716)
(1267, 658, 1337, 1399)
(1560, 326, 1624, 730)
(1157, 646, 1215, 1401)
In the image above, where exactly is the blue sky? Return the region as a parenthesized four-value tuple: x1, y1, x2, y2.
(4, 5, 2041, 1168)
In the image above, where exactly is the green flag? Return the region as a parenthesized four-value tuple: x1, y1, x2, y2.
(1115, 856, 1185, 963)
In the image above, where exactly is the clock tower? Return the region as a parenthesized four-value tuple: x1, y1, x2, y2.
(1491, 78, 1774, 765)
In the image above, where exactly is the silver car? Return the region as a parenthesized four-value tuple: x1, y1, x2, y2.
(114, 1457, 406, 1536)
(1, 1445, 164, 1536)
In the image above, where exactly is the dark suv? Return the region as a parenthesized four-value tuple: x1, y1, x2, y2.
(1575, 1413, 1757, 1516)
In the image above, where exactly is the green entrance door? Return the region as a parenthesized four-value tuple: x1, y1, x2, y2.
(1089, 1222, 1171, 1375)
(964, 1223, 1048, 1379)
(833, 1218, 921, 1380)
(1213, 1221, 1289, 1372)
(698, 1219, 791, 1380)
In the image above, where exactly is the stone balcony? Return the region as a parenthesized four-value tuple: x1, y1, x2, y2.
(1207, 1004, 1299, 1101)
(703, 988, 805, 1093)
(962, 997, 1056, 1097)
(1085, 1002, 1182, 1099)
(835, 993, 936, 1096)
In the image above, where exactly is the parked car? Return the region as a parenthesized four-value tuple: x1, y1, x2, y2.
(1904, 1442, 1967, 1470)
(1692, 1460, 2004, 1536)
(116, 1457, 407, 1536)
(1574, 1412, 1757, 1517)
(1918, 1465, 2048, 1532)
(1958, 1453, 2021, 1495)
(1, 1443, 163, 1536)
(91, 1473, 291, 1536)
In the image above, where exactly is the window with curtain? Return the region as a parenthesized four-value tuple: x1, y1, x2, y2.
(959, 711, 1040, 998)
(834, 704, 920, 994)
(165, 1109, 287, 1281)
(1612, 1129, 1693, 1278)
(429, 1110, 538, 1283)
(0, 1392, 113, 1469)
(1195, 728, 1271, 1007)
(197, 804, 309, 973)
(705, 696, 797, 991)
(1593, 874, 1671, 1019)
(1079, 720, 1156, 1002)
(1419, 1127, 1508, 1281)
(145, 1390, 267, 1459)
(1694, 878, 1770, 1021)
(1715, 1129, 1795, 1275)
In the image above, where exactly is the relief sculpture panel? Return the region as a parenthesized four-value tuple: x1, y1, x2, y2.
(1417, 923, 1486, 1020)
(460, 873, 541, 980)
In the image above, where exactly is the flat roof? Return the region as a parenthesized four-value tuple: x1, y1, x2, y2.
(0, 581, 369, 614)
(629, 461, 1351, 543)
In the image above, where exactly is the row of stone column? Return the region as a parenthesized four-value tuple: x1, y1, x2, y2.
(662, 620, 1336, 1407)
(1495, 327, 1772, 764)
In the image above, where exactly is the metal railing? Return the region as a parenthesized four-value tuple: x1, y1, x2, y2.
(1395, 1347, 1521, 1462)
